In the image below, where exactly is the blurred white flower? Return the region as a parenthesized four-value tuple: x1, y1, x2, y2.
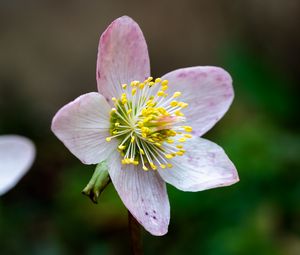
(0, 135, 35, 196)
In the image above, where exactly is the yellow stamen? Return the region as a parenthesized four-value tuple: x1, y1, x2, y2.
(173, 92, 181, 98)
(170, 101, 178, 107)
(175, 110, 184, 116)
(132, 88, 137, 96)
(118, 145, 126, 150)
(161, 80, 168, 86)
(183, 126, 193, 132)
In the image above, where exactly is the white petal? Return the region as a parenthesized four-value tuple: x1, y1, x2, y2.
(96, 16, 150, 103)
(158, 137, 239, 192)
(51, 92, 117, 164)
(0, 135, 35, 196)
(161, 66, 234, 136)
(108, 152, 170, 236)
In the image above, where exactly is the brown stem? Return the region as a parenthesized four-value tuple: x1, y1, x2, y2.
(128, 211, 143, 255)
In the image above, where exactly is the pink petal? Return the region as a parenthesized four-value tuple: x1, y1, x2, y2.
(51, 92, 117, 164)
(96, 16, 150, 103)
(108, 152, 170, 236)
(158, 137, 239, 192)
(161, 66, 234, 136)
(0, 135, 35, 195)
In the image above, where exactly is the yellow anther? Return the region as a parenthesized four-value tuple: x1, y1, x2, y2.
(157, 90, 165, 97)
(170, 101, 178, 107)
(173, 91, 181, 98)
(139, 83, 145, 89)
(133, 160, 139, 165)
(113, 131, 118, 135)
(167, 163, 173, 168)
(137, 121, 144, 128)
(118, 145, 126, 150)
(121, 93, 127, 104)
(184, 134, 192, 138)
(155, 142, 162, 147)
(176, 151, 185, 156)
(111, 108, 117, 113)
(115, 122, 120, 127)
(112, 97, 117, 102)
(141, 127, 150, 133)
(132, 88, 137, 96)
(106, 137, 111, 142)
(155, 78, 162, 83)
(176, 144, 183, 149)
(139, 149, 145, 155)
(146, 100, 155, 107)
(121, 159, 126, 164)
(150, 163, 157, 170)
(127, 109, 132, 114)
(157, 107, 169, 116)
(161, 80, 169, 86)
(147, 77, 153, 82)
(160, 164, 166, 169)
(178, 137, 186, 142)
(169, 130, 177, 136)
(130, 81, 139, 87)
(165, 154, 173, 159)
(161, 85, 168, 91)
(122, 83, 127, 89)
(149, 81, 155, 87)
(131, 136, 135, 143)
(166, 139, 174, 144)
(142, 166, 149, 171)
(179, 102, 188, 108)
(175, 110, 184, 116)
(184, 126, 193, 132)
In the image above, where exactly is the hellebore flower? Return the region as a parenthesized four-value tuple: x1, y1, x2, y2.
(51, 16, 239, 236)
(0, 135, 35, 196)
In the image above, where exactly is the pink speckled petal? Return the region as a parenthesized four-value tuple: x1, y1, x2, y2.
(158, 137, 239, 192)
(108, 152, 170, 236)
(51, 92, 117, 164)
(96, 16, 150, 104)
(161, 66, 234, 136)
(0, 135, 35, 196)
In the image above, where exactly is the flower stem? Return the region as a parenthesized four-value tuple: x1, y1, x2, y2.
(128, 210, 143, 255)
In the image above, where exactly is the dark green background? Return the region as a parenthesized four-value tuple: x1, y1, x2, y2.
(0, 1, 299, 254)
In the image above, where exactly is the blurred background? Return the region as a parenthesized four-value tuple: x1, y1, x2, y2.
(0, 0, 299, 254)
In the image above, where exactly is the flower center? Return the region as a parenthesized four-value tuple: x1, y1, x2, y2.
(105, 77, 193, 170)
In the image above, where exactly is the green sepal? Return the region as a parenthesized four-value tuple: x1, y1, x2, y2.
(82, 161, 110, 204)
